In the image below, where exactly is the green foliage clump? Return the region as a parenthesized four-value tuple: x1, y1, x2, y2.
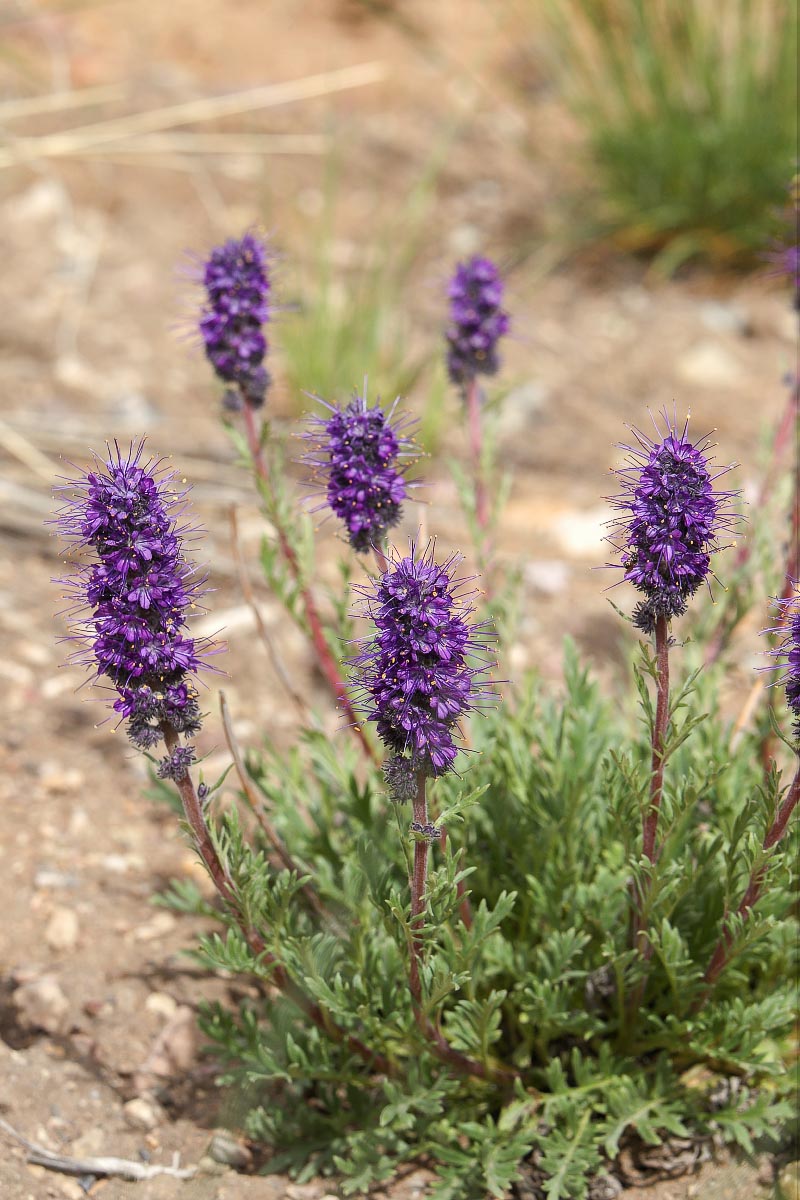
(543, 0, 798, 270)
(160, 643, 799, 1198)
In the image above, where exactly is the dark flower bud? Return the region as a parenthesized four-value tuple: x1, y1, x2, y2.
(409, 821, 442, 842)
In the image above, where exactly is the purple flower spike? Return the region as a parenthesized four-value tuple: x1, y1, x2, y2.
(766, 585, 800, 745)
(607, 417, 738, 634)
(445, 256, 510, 387)
(303, 387, 415, 553)
(352, 541, 496, 776)
(54, 442, 217, 752)
(199, 232, 271, 408)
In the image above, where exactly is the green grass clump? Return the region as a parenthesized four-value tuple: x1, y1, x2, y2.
(276, 169, 440, 412)
(544, 0, 797, 270)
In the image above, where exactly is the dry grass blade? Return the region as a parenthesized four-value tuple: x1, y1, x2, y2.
(0, 61, 386, 169)
(0, 418, 57, 481)
(71, 132, 327, 157)
(0, 84, 124, 121)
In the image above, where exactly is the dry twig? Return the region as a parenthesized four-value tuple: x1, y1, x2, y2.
(0, 1115, 196, 1180)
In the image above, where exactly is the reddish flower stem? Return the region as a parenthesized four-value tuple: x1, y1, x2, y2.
(408, 773, 429, 1007)
(163, 724, 391, 1074)
(701, 761, 800, 994)
(240, 403, 375, 761)
(625, 617, 671, 1029)
(642, 615, 671, 864)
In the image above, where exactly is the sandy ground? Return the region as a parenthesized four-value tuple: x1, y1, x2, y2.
(0, 2, 795, 1197)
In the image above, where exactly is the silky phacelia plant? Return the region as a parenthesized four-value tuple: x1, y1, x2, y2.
(54, 442, 212, 776)
(445, 255, 510, 387)
(303, 389, 414, 553)
(352, 542, 494, 776)
(199, 231, 271, 408)
(607, 418, 738, 633)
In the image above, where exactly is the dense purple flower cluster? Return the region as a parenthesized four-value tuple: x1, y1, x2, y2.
(608, 419, 737, 634)
(55, 443, 213, 773)
(353, 542, 495, 776)
(445, 256, 510, 387)
(767, 586, 800, 745)
(304, 390, 413, 552)
(199, 232, 271, 408)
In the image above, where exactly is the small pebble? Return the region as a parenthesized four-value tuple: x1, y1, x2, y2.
(196, 1155, 229, 1177)
(39, 765, 84, 794)
(131, 912, 176, 942)
(676, 340, 739, 387)
(144, 991, 178, 1020)
(12, 976, 70, 1035)
(57, 1180, 85, 1200)
(34, 868, 78, 890)
(778, 1162, 800, 1200)
(122, 1097, 163, 1132)
(45, 907, 80, 952)
(207, 1129, 252, 1168)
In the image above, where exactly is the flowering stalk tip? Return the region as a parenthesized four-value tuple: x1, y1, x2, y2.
(303, 387, 415, 553)
(352, 541, 495, 777)
(607, 417, 738, 633)
(199, 232, 271, 408)
(445, 256, 509, 388)
(54, 442, 217, 777)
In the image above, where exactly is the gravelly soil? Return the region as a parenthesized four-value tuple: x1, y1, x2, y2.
(0, 2, 794, 1197)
